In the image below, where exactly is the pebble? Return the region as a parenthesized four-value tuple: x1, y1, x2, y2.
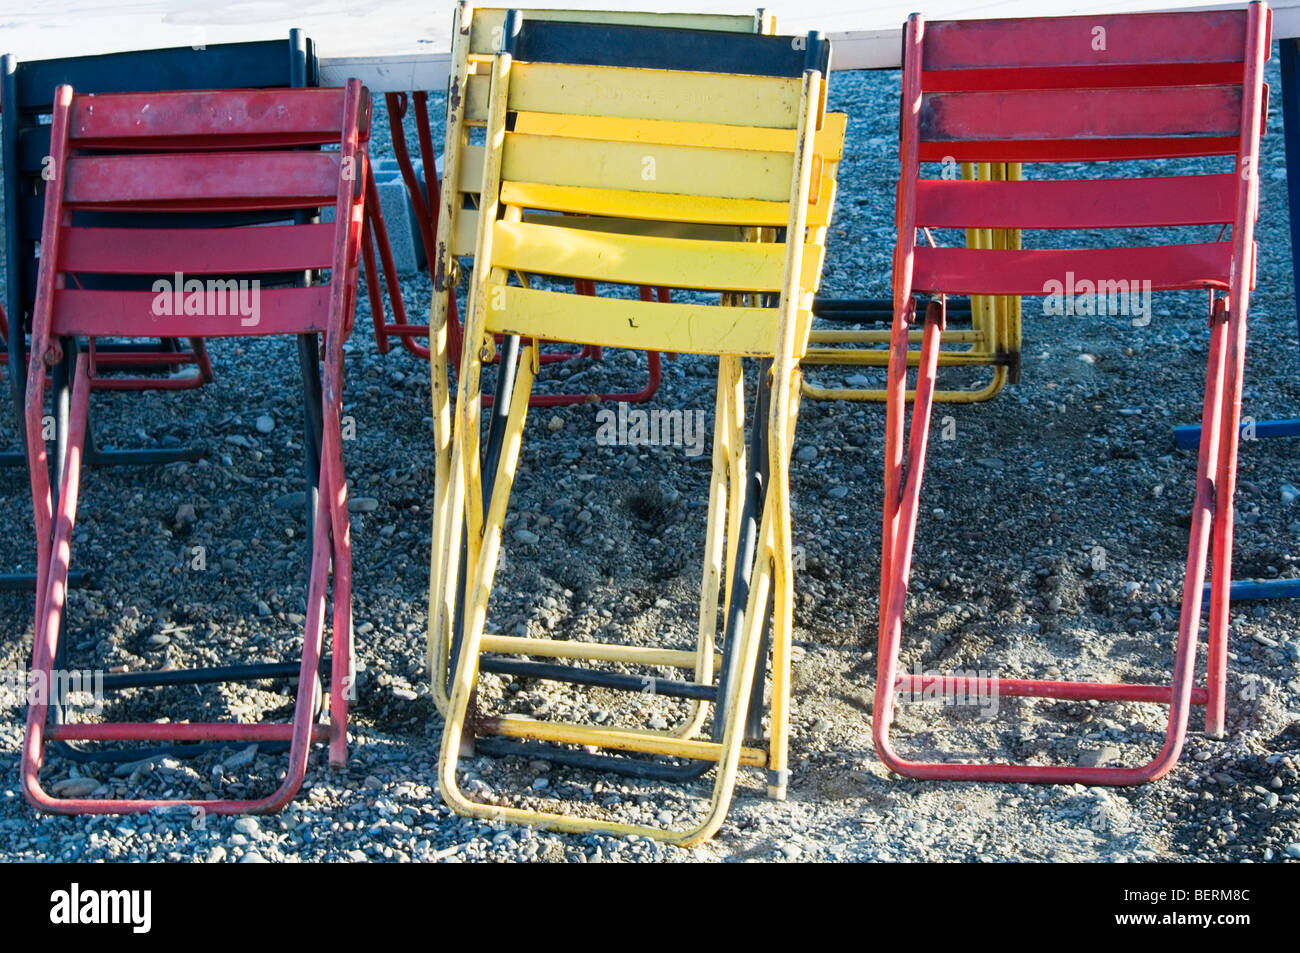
(223, 745, 259, 770)
(52, 778, 98, 797)
(828, 486, 849, 500)
(255, 414, 276, 434)
(513, 529, 540, 545)
(795, 445, 818, 462)
(547, 416, 565, 432)
(234, 817, 260, 837)
(1286, 843, 1300, 860)
(349, 497, 380, 514)
(1077, 744, 1121, 768)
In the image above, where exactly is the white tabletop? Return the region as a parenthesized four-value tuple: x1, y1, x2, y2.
(0, 1, 1294, 90)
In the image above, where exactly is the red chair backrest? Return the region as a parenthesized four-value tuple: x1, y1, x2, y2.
(898, 3, 1271, 297)
(34, 81, 370, 341)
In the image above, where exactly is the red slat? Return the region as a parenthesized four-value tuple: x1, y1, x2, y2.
(69, 88, 345, 145)
(920, 86, 1243, 144)
(59, 223, 337, 274)
(910, 243, 1234, 296)
(51, 286, 332, 338)
(64, 152, 340, 208)
(918, 137, 1241, 163)
(923, 12, 1248, 71)
(922, 62, 1244, 93)
(914, 174, 1237, 230)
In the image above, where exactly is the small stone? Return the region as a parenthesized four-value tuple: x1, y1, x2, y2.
(364, 775, 384, 790)
(256, 600, 272, 618)
(547, 416, 565, 433)
(795, 445, 818, 463)
(349, 496, 380, 514)
(1265, 792, 1279, 809)
(240, 852, 269, 863)
(274, 491, 307, 512)
(1285, 843, 1300, 859)
(174, 503, 197, 527)
(223, 745, 258, 770)
(828, 486, 849, 500)
(147, 633, 171, 647)
(532, 778, 549, 790)
(255, 414, 276, 434)
(1077, 744, 1121, 768)
(207, 846, 227, 863)
(53, 778, 98, 797)
(347, 849, 370, 863)
(647, 714, 668, 730)
(513, 529, 540, 545)
(1282, 483, 1300, 505)
(781, 843, 802, 860)
(234, 817, 260, 837)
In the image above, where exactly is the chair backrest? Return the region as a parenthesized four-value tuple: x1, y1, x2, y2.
(30, 83, 370, 346)
(2, 35, 318, 329)
(440, 5, 788, 265)
(900, 4, 1271, 298)
(469, 27, 839, 359)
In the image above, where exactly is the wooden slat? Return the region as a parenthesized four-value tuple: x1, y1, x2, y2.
(499, 181, 832, 228)
(484, 284, 805, 356)
(922, 63, 1246, 93)
(468, 8, 760, 56)
(51, 286, 333, 338)
(508, 62, 803, 129)
(58, 223, 338, 274)
(917, 136, 1242, 163)
(911, 243, 1234, 296)
(502, 133, 804, 202)
(914, 174, 1237, 230)
(923, 12, 1249, 71)
(456, 207, 747, 255)
(512, 110, 849, 161)
(920, 86, 1243, 143)
(68, 88, 345, 146)
(491, 219, 824, 291)
(458, 144, 486, 193)
(64, 153, 340, 207)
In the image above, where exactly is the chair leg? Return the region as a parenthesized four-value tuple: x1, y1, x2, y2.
(1206, 295, 1247, 738)
(875, 298, 1232, 783)
(22, 353, 337, 814)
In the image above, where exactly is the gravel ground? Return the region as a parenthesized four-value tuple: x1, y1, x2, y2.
(0, 57, 1299, 863)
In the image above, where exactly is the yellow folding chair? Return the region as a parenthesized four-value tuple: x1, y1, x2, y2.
(800, 162, 1022, 403)
(434, 20, 840, 845)
(427, 2, 778, 715)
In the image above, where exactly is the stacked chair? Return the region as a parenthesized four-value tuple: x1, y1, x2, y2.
(20, 79, 369, 813)
(421, 2, 783, 408)
(433, 11, 842, 845)
(875, 4, 1269, 782)
(1, 37, 406, 592)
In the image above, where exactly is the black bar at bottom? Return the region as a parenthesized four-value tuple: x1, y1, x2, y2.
(480, 657, 717, 701)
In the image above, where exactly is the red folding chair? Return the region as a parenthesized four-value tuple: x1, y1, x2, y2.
(876, 4, 1270, 783)
(22, 80, 368, 814)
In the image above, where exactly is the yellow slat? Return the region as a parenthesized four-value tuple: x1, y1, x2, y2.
(500, 181, 833, 228)
(513, 111, 798, 152)
(467, 8, 762, 55)
(502, 132, 807, 202)
(492, 219, 825, 292)
(508, 62, 803, 128)
(484, 284, 807, 357)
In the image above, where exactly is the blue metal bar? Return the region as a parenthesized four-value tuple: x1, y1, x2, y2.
(1200, 578, 1300, 603)
(1174, 417, 1300, 449)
